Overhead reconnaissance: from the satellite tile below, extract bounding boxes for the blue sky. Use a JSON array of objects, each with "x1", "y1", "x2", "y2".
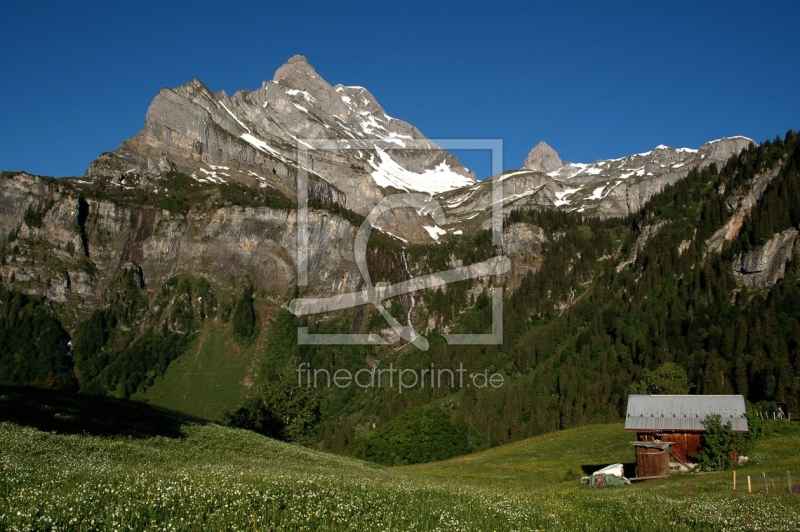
[{"x1": 1, "y1": 1, "x2": 798, "y2": 179}]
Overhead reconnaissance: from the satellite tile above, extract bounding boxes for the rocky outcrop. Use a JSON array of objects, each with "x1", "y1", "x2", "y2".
[
  {"x1": 706, "y1": 165, "x2": 782, "y2": 252},
  {"x1": 616, "y1": 221, "x2": 668, "y2": 272},
  {"x1": 733, "y1": 229, "x2": 799, "y2": 288},
  {"x1": 503, "y1": 222, "x2": 547, "y2": 287},
  {"x1": 524, "y1": 141, "x2": 563, "y2": 173}
]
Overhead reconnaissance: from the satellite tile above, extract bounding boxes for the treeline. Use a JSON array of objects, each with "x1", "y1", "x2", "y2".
[
  {"x1": 77, "y1": 171, "x2": 295, "y2": 215},
  {"x1": 0, "y1": 285, "x2": 74, "y2": 390}
]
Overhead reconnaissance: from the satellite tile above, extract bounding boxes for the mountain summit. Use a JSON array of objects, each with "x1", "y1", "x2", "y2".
[
  {"x1": 273, "y1": 55, "x2": 330, "y2": 97},
  {"x1": 523, "y1": 141, "x2": 563, "y2": 173}
]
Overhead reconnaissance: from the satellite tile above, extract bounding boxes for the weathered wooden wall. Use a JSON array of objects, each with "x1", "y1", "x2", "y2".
[{"x1": 637, "y1": 432, "x2": 702, "y2": 464}]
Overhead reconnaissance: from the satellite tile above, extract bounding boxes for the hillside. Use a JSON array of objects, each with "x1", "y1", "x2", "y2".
[
  {"x1": 1, "y1": 130, "x2": 799, "y2": 464},
  {"x1": 2, "y1": 386, "x2": 799, "y2": 531}
]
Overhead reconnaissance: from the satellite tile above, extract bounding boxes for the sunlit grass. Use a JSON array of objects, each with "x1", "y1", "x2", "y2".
[{"x1": 2, "y1": 414, "x2": 799, "y2": 531}]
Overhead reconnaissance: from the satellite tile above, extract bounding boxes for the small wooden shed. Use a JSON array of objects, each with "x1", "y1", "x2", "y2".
[{"x1": 625, "y1": 395, "x2": 748, "y2": 473}]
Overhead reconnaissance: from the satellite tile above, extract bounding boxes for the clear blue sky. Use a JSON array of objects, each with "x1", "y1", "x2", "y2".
[{"x1": 1, "y1": 1, "x2": 798, "y2": 179}]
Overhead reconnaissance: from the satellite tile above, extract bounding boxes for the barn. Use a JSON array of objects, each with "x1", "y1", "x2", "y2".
[{"x1": 625, "y1": 395, "x2": 748, "y2": 476}]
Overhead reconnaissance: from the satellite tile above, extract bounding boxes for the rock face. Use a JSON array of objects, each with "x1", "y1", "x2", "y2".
[
  {"x1": 706, "y1": 165, "x2": 782, "y2": 253},
  {"x1": 502, "y1": 222, "x2": 547, "y2": 286},
  {"x1": 0, "y1": 173, "x2": 362, "y2": 327},
  {"x1": 733, "y1": 229, "x2": 799, "y2": 288}
]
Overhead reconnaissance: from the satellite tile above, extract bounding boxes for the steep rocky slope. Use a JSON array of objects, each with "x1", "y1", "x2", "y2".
[{"x1": 0, "y1": 172, "x2": 365, "y2": 328}]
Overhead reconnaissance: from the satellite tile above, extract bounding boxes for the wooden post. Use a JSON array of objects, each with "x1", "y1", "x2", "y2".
[
  {"x1": 733, "y1": 470, "x2": 737, "y2": 490},
  {"x1": 748, "y1": 475, "x2": 752, "y2": 493},
  {"x1": 789, "y1": 471, "x2": 793, "y2": 493},
  {"x1": 763, "y1": 472, "x2": 769, "y2": 493}
]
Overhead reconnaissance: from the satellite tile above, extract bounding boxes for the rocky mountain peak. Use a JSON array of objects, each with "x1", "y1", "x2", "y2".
[
  {"x1": 523, "y1": 141, "x2": 564, "y2": 173},
  {"x1": 273, "y1": 55, "x2": 329, "y2": 95}
]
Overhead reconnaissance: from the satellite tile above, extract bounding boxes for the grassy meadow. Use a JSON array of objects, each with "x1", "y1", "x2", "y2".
[
  {"x1": 136, "y1": 323, "x2": 261, "y2": 420},
  {"x1": 1, "y1": 386, "x2": 799, "y2": 531},
  {"x1": 135, "y1": 297, "x2": 279, "y2": 421}
]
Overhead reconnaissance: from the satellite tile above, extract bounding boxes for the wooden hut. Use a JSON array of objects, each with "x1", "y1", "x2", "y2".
[{"x1": 625, "y1": 395, "x2": 748, "y2": 473}]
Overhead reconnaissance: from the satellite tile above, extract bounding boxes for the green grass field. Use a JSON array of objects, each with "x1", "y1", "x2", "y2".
[
  {"x1": 137, "y1": 323, "x2": 260, "y2": 420},
  {"x1": 137, "y1": 297, "x2": 279, "y2": 420},
  {"x1": 1, "y1": 386, "x2": 799, "y2": 531}
]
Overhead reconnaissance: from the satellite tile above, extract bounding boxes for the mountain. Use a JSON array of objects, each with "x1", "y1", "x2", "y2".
[
  {"x1": 85, "y1": 55, "x2": 474, "y2": 227},
  {"x1": 0, "y1": 55, "x2": 798, "y2": 463},
  {"x1": 438, "y1": 137, "x2": 753, "y2": 230},
  {"x1": 80, "y1": 55, "x2": 753, "y2": 243},
  {"x1": 76, "y1": 55, "x2": 757, "y2": 248}
]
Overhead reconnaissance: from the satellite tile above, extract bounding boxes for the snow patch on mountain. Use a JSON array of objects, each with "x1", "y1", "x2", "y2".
[
  {"x1": 423, "y1": 225, "x2": 447, "y2": 241},
  {"x1": 286, "y1": 89, "x2": 315, "y2": 103},
  {"x1": 219, "y1": 101, "x2": 250, "y2": 133},
  {"x1": 368, "y1": 148, "x2": 474, "y2": 194},
  {"x1": 554, "y1": 187, "x2": 581, "y2": 206},
  {"x1": 589, "y1": 186, "x2": 605, "y2": 200},
  {"x1": 241, "y1": 133, "x2": 282, "y2": 158},
  {"x1": 499, "y1": 170, "x2": 534, "y2": 182}
]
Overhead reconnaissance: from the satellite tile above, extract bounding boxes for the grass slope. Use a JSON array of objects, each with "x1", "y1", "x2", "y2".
[
  {"x1": 138, "y1": 300, "x2": 277, "y2": 421},
  {"x1": 2, "y1": 386, "x2": 799, "y2": 531},
  {"x1": 137, "y1": 324, "x2": 258, "y2": 420},
  {"x1": 400, "y1": 423, "x2": 633, "y2": 487}
]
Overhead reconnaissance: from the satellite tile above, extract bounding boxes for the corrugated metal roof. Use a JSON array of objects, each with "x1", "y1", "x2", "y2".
[{"x1": 624, "y1": 395, "x2": 748, "y2": 432}]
